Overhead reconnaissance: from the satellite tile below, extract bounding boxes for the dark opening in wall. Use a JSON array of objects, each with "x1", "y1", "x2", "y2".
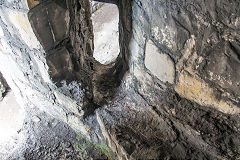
[{"x1": 92, "y1": 3, "x2": 120, "y2": 65}]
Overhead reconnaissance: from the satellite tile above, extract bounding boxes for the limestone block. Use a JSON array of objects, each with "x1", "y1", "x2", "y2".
[
  {"x1": 144, "y1": 40, "x2": 175, "y2": 84},
  {"x1": 28, "y1": 1, "x2": 69, "y2": 51},
  {"x1": 46, "y1": 47, "x2": 73, "y2": 81},
  {"x1": 175, "y1": 71, "x2": 240, "y2": 115}
]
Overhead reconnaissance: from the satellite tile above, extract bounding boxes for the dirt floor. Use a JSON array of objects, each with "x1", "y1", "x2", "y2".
[{"x1": 0, "y1": 91, "x2": 110, "y2": 159}]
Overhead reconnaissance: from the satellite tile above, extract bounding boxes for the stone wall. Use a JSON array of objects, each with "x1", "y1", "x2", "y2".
[
  {"x1": 130, "y1": 0, "x2": 240, "y2": 115},
  {"x1": 0, "y1": 0, "x2": 239, "y2": 159},
  {"x1": 0, "y1": 0, "x2": 89, "y2": 136},
  {"x1": 94, "y1": 0, "x2": 240, "y2": 159},
  {"x1": 89, "y1": 0, "x2": 103, "y2": 13}
]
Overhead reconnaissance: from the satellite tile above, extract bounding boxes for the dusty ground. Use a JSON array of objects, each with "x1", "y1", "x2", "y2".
[
  {"x1": 0, "y1": 92, "x2": 110, "y2": 159},
  {"x1": 92, "y1": 3, "x2": 119, "y2": 65}
]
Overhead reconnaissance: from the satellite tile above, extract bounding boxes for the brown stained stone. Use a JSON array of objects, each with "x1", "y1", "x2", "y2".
[{"x1": 27, "y1": 0, "x2": 39, "y2": 9}]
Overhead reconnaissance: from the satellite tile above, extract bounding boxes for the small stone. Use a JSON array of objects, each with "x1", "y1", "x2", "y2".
[
  {"x1": 51, "y1": 120, "x2": 58, "y2": 128},
  {"x1": 63, "y1": 141, "x2": 71, "y2": 148},
  {"x1": 32, "y1": 116, "x2": 41, "y2": 123}
]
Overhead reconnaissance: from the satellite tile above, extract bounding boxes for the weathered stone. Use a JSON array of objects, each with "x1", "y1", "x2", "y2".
[
  {"x1": 1, "y1": 0, "x2": 240, "y2": 159},
  {"x1": 0, "y1": 73, "x2": 7, "y2": 100},
  {"x1": 101, "y1": 0, "x2": 240, "y2": 159},
  {"x1": 89, "y1": 0, "x2": 104, "y2": 13},
  {"x1": 203, "y1": 42, "x2": 240, "y2": 98},
  {"x1": 28, "y1": 1, "x2": 69, "y2": 52},
  {"x1": 0, "y1": 0, "x2": 88, "y2": 140},
  {"x1": 46, "y1": 47, "x2": 73, "y2": 82},
  {"x1": 175, "y1": 71, "x2": 240, "y2": 114},
  {"x1": 144, "y1": 40, "x2": 175, "y2": 84},
  {"x1": 32, "y1": 115, "x2": 41, "y2": 123},
  {"x1": 27, "y1": 0, "x2": 39, "y2": 9},
  {"x1": 27, "y1": 0, "x2": 126, "y2": 108}
]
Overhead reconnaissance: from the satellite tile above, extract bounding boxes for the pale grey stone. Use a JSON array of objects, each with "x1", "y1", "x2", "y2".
[
  {"x1": 144, "y1": 40, "x2": 175, "y2": 84},
  {"x1": 32, "y1": 116, "x2": 41, "y2": 123}
]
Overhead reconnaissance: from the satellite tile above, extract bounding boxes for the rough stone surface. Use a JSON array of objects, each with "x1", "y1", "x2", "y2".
[
  {"x1": 27, "y1": 0, "x2": 126, "y2": 107},
  {"x1": 89, "y1": 0, "x2": 104, "y2": 13},
  {"x1": 0, "y1": 0, "x2": 240, "y2": 159},
  {"x1": 0, "y1": 72, "x2": 8, "y2": 100},
  {"x1": 96, "y1": 0, "x2": 240, "y2": 159},
  {"x1": 0, "y1": 0, "x2": 88, "y2": 140},
  {"x1": 144, "y1": 40, "x2": 175, "y2": 84},
  {"x1": 0, "y1": 0, "x2": 115, "y2": 159}
]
